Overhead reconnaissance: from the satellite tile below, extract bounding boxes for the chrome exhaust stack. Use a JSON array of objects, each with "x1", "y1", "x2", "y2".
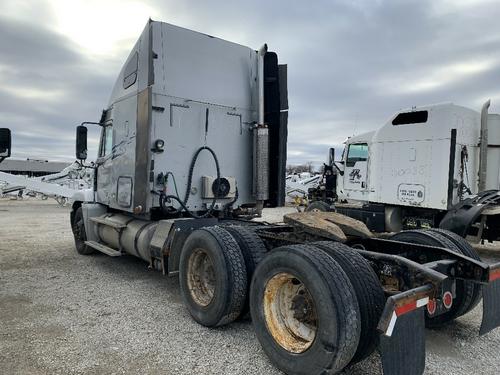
[
  {"x1": 478, "y1": 99, "x2": 491, "y2": 192},
  {"x1": 254, "y1": 44, "x2": 269, "y2": 214}
]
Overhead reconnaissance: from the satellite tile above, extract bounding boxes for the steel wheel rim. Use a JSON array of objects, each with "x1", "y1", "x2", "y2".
[
  {"x1": 187, "y1": 249, "x2": 216, "y2": 307},
  {"x1": 263, "y1": 272, "x2": 318, "y2": 353}
]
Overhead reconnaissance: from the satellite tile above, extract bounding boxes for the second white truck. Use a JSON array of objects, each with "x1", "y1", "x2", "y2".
[{"x1": 310, "y1": 101, "x2": 500, "y2": 243}]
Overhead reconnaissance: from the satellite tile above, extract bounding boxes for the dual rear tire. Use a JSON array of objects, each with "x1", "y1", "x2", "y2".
[
  {"x1": 390, "y1": 229, "x2": 482, "y2": 326},
  {"x1": 179, "y1": 225, "x2": 267, "y2": 327},
  {"x1": 250, "y1": 243, "x2": 385, "y2": 374},
  {"x1": 179, "y1": 226, "x2": 385, "y2": 374},
  {"x1": 250, "y1": 245, "x2": 362, "y2": 374},
  {"x1": 179, "y1": 226, "x2": 247, "y2": 327},
  {"x1": 313, "y1": 241, "x2": 385, "y2": 365}
]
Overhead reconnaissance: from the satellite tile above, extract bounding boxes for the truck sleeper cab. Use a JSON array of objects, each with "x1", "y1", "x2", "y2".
[{"x1": 317, "y1": 102, "x2": 500, "y2": 242}]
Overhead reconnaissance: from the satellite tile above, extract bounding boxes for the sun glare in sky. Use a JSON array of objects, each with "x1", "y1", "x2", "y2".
[{"x1": 48, "y1": 0, "x2": 159, "y2": 57}]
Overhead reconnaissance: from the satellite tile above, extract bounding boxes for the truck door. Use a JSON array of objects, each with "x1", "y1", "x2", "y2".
[{"x1": 343, "y1": 143, "x2": 369, "y2": 200}]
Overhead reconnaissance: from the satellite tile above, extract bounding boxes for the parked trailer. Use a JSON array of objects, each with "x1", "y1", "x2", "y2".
[{"x1": 1, "y1": 20, "x2": 500, "y2": 375}]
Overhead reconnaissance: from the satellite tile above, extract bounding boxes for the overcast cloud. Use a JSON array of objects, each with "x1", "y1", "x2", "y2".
[{"x1": 1, "y1": 0, "x2": 500, "y2": 166}]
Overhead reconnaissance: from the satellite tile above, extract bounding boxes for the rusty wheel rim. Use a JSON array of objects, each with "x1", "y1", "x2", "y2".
[
  {"x1": 187, "y1": 249, "x2": 216, "y2": 306},
  {"x1": 263, "y1": 272, "x2": 318, "y2": 353}
]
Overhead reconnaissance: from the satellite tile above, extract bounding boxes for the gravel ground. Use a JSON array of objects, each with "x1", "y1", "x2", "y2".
[{"x1": 0, "y1": 199, "x2": 499, "y2": 374}]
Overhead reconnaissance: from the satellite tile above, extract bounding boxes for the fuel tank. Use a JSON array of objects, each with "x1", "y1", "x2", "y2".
[{"x1": 93, "y1": 213, "x2": 157, "y2": 261}]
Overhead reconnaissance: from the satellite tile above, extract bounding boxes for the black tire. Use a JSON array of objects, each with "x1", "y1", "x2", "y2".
[
  {"x1": 305, "y1": 201, "x2": 331, "y2": 212},
  {"x1": 250, "y1": 244, "x2": 361, "y2": 375},
  {"x1": 390, "y1": 230, "x2": 476, "y2": 326},
  {"x1": 71, "y1": 207, "x2": 95, "y2": 255},
  {"x1": 313, "y1": 241, "x2": 385, "y2": 364},
  {"x1": 425, "y1": 228, "x2": 482, "y2": 314},
  {"x1": 179, "y1": 226, "x2": 247, "y2": 327},
  {"x1": 225, "y1": 225, "x2": 267, "y2": 317}
]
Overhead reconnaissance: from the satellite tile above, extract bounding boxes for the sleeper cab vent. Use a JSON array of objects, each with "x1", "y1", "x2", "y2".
[{"x1": 392, "y1": 110, "x2": 428, "y2": 126}]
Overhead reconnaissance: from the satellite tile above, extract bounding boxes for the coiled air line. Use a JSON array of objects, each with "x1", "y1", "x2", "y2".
[{"x1": 159, "y1": 146, "x2": 221, "y2": 219}]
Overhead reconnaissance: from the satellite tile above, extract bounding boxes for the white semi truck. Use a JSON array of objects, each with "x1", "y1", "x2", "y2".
[
  {"x1": 1, "y1": 20, "x2": 500, "y2": 375},
  {"x1": 309, "y1": 101, "x2": 500, "y2": 243}
]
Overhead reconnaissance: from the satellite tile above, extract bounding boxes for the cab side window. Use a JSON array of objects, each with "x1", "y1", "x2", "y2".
[
  {"x1": 123, "y1": 52, "x2": 138, "y2": 89},
  {"x1": 100, "y1": 125, "x2": 113, "y2": 157},
  {"x1": 346, "y1": 143, "x2": 368, "y2": 167}
]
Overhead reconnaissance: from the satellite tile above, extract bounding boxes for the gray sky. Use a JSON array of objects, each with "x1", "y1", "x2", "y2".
[{"x1": 1, "y1": 0, "x2": 500, "y2": 165}]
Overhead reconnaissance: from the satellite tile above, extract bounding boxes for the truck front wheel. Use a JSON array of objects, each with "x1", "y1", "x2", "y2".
[{"x1": 71, "y1": 207, "x2": 94, "y2": 255}]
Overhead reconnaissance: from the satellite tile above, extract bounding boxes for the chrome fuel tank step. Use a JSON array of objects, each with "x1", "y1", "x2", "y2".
[{"x1": 85, "y1": 241, "x2": 122, "y2": 257}]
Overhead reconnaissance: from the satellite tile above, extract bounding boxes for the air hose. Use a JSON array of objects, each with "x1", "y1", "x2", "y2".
[{"x1": 159, "y1": 146, "x2": 221, "y2": 219}]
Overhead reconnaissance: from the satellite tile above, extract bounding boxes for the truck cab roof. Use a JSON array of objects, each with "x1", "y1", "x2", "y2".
[{"x1": 372, "y1": 102, "x2": 480, "y2": 145}]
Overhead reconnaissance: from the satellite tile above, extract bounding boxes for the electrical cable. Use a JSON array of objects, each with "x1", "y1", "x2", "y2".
[
  {"x1": 458, "y1": 145, "x2": 472, "y2": 199},
  {"x1": 159, "y1": 146, "x2": 221, "y2": 219},
  {"x1": 464, "y1": 161, "x2": 472, "y2": 195},
  {"x1": 222, "y1": 187, "x2": 239, "y2": 215},
  {"x1": 164, "y1": 171, "x2": 180, "y2": 199}
]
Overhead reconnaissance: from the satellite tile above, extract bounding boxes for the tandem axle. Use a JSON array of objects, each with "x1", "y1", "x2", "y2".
[{"x1": 74, "y1": 203, "x2": 500, "y2": 375}]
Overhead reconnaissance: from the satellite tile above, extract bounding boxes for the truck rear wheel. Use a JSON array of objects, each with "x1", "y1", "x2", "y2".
[
  {"x1": 225, "y1": 225, "x2": 267, "y2": 317},
  {"x1": 313, "y1": 241, "x2": 385, "y2": 364},
  {"x1": 250, "y1": 244, "x2": 360, "y2": 375},
  {"x1": 71, "y1": 207, "x2": 94, "y2": 255},
  {"x1": 425, "y1": 228, "x2": 482, "y2": 315},
  {"x1": 179, "y1": 226, "x2": 247, "y2": 327},
  {"x1": 390, "y1": 230, "x2": 476, "y2": 327},
  {"x1": 305, "y1": 201, "x2": 331, "y2": 212}
]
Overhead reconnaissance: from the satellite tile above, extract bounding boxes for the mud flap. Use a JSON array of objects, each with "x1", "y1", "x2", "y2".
[
  {"x1": 480, "y1": 279, "x2": 500, "y2": 335},
  {"x1": 379, "y1": 308, "x2": 426, "y2": 375}
]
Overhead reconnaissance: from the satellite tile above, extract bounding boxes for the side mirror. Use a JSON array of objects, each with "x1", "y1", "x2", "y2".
[
  {"x1": 0, "y1": 128, "x2": 11, "y2": 161},
  {"x1": 331, "y1": 155, "x2": 345, "y2": 176},
  {"x1": 328, "y1": 147, "x2": 335, "y2": 166},
  {"x1": 76, "y1": 125, "x2": 88, "y2": 160}
]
